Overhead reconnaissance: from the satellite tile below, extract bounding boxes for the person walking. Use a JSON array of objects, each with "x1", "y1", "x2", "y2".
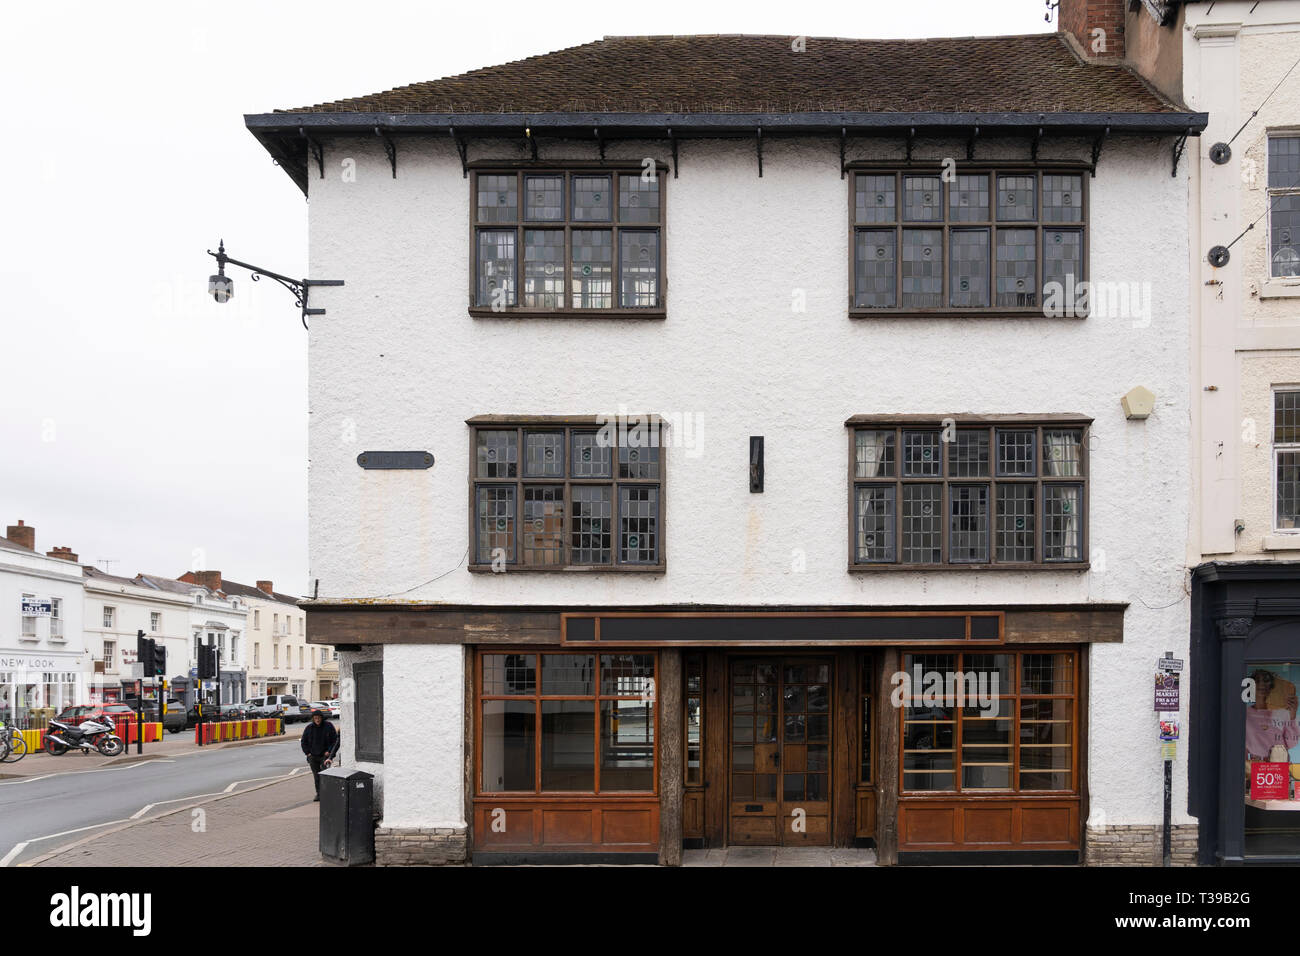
[{"x1": 301, "y1": 709, "x2": 339, "y2": 802}]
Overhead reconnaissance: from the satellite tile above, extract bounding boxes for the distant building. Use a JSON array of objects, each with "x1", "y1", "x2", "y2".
[
  {"x1": 0, "y1": 520, "x2": 87, "y2": 724},
  {"x1": 83, "y1": 566, "x2": 191, "y2": 704},
  {"x1": 139, "y1": 571, "x2": 248, "y2": 706},
  {"x1": 184, "y1": 575, "x2": 310, "y2": 701}
]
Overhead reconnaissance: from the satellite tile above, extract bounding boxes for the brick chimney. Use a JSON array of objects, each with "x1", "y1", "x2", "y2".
[
  {"x1": 256, "y1": 580, "x2": 274, "y2": 595},
  {"x1": 46, "y1": 546, "x2": 79, "y2": 563},
  {"x1": 180, "y1": 569, "x2": 224, "y2": 592},
  {"x1": 5, "y1": 520, "x2": 35, "y2": 551},
  {"x1": 1060, "y1": 0, "x2": 1125, "y2": 59}
]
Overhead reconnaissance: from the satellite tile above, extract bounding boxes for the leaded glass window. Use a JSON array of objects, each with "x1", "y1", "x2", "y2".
[
  {"x1": 849, "y1": 420, "x2": 1089, "y2": 568},
  {"x1": 473, "y1": 168, "x2": 664, "y2": 312},
  {"x1": 850, "y1": 168, "x2": 1086, "y2": 313},
  {"x1": 472, "y1": 420, "x2": 664, "y2": 569}
]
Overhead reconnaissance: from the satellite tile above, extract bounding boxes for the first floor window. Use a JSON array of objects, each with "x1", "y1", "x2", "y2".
[
  {"x1": 49, "y1": 598, "x2": 63, "y2": 639},
  {"x1": 471, "y1": 419, "x2": 663, "y2": 569},
  {"x1": 103, "y1": 641, "x2": 116, "y2": 670},
  {"x1": 254, "y1": 643, "x2": 261, "y2": 668},
  {"x1": 150, "y1": 611, "x2": 161, "y2": 632},
  {"x1": 21, "y1": 594, "x2": 37, "y2": 638},
  {"x1": 1275, "y1": 389, "x2": 1300, "y2": 530},
  {"x1": 103, "y1": 606, "x2": 115, "y2": 629},
  {"x1": 479, "y1": 652, "x2": 656, "y2": 794},
  {"x1": 850, "y1": 418, "x2": 1088, "y2": 568}
]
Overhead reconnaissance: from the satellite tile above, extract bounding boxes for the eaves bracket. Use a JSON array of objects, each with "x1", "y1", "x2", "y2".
[
  {"x1": 450, "y1": 128, "x2": 468, "y2": 178},
  {"x1": 1171, "y1": 128, "x2": 1191, "y2": 177},
  {"x1": 668, "y1": 127, "x2": 678, "y2": 179},
  {"x1": 299, "y1": 128, "x2": 324, "y2": 179},
  {"x1": 756, "y1": 126, "x2": 763, "y2": 177},
  {"x1": 375, "y1": 127, "x2": 396, "y2": 178},
  {"x1": 1089, "y1": 126, "x2": 1109, "y2": 177}
]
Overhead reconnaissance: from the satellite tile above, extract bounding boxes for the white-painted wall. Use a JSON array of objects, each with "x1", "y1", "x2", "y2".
[
  {"x1": 313, "y1": 133, "x2": 1193, "y2": 828},
  {"x1": 0, "y1": 546, "x2": 87, "y2": 715},
  {"x1": 83, "y1": 573, "x2": 191, "y2": 698}
]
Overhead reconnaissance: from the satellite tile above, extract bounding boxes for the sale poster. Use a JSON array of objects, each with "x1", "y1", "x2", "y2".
[{"x1": 1251, "y1": 761, "x2": 1291, "y2": 801}]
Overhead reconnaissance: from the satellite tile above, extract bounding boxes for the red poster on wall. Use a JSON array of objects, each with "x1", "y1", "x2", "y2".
[{"x1": 1251, "y1": 761, "x2": 1291, "y2": 800}]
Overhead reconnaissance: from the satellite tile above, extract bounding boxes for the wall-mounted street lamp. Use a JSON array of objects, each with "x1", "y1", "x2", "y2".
[{"x1": 206, "y1": 239, "x2": 344, "y2": 329}]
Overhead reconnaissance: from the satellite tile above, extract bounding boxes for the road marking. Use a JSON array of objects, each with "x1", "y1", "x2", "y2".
[
  {"x1": 224, "y1": 768, "x2": 302, "y2": 792},
  {"x1": 1, "y1": 816, "x2": 134, "y2": 867}
]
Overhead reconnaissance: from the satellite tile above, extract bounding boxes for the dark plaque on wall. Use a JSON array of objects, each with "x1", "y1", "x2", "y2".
[{"x1": 356, "y1": 451, "x2": 434, "y2": 470}]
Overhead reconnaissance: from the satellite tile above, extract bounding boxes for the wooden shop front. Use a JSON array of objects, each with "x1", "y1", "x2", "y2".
[{"x1": 307, "y1": 602, "x2": 1122, "y2": 864}]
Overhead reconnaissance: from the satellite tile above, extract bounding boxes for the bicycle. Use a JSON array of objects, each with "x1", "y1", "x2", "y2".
[{"x1": 0, "y1": 721, "x2": 28, "y2": 763}]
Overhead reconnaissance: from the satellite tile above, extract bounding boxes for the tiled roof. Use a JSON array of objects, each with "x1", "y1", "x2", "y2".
[
  {"x1": 278, "y1": 33, "x2": 1179, "y2": 115},
  {"x1": 218, "y1": 577, "x2": 302, "y2": 607}
]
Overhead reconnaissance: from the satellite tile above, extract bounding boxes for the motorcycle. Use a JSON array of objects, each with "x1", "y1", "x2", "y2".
[{"x1": 43, "y1": 714, "x2": 124, "y2": 757}]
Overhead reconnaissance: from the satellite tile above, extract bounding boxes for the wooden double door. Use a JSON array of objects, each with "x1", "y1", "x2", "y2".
[{"x1": 729, "y1": 656, "x2": 833, "y2": 845}]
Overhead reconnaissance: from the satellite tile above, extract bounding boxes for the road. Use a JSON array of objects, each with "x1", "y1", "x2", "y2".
[{"x1": 0, "y1": 735, "x2": 311, "y2": 866}]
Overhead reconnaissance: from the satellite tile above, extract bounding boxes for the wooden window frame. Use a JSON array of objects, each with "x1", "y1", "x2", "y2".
[
  {"x1": 469, "y1": 162, "x2": 667, "y2": 319},
  {"x1": 475, "y1": 649, "x2": 660, "y2": 797},
  {"x1": 847, "y1": 162, "x2": 1089, "y2": 319},
  {"x1": 846, "y1": 414, "x2": 1090, "y2": 571},
  {"x1": 898, "y1": 648, "x2": 1079, "y2": 797},
  {"x1": 1273, "y1": 386, "x2": 1300, "y2": 532},
  {"x1": 468, "y1": 417, "x2": 666, "y2": 573},
  {"x1": 860, "y1": 653, "x2": 875, "y2": 786}
]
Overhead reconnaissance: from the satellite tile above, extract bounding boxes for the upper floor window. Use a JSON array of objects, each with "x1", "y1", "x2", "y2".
[
  {"x1": 469, "y1": 417, "x2": 663, "y2": 571},
  {"x1": 150, "y1": 611, "x2": 161, "y2": 632},
  {"x1": 1275, "y1": 389, "x2": 1300, "y2": 530},
  {"x1": 253, "y1": 609, "x2": 260, "y2": 629},
  {"x1": 850, "y1": 166, "x2": 1086, "y2": 315},
  {"x1": 103, "y1": 606, "x2": 115, "y2": 628},
  {"x1": 50, "y1": 598, "x2": 63, "y2": 639},
  {"x1": 1269, "y1": 136, "x2": 1300, "y2": 278},
  {"x1": 470, "y1": 166, "x2": 664, "y2": 316},
  {"x1": 21, "y1": 593, "x2": 37, "y2": 638},
  {"x1": 848, "y1": 416, "x2": 1090, "y2": 569}
]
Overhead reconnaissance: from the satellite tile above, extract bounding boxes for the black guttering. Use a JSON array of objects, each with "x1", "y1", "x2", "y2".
[{"x1": 246, "y1": 109, "x2": 1210, "y2": 194}]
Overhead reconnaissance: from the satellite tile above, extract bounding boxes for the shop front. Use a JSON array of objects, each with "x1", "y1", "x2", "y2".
[
  {"x1": 431, "y1": 605, "x2": 1115, "y2": 865},
  {"x1": 1191, "y1": 562, "x2": 1300, "y2": 865}
]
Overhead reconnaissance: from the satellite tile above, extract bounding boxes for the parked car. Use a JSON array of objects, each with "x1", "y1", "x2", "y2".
[
  {"x1": 123, "y1": 698, "x2": 187, "y2": 734},
  {"x1": 186, "y1": 701, "x2": 223, "y2": 727},
  {"x1": 309, "y1": 701, "x2": 339, "y2": 718},
  {"x1": 218, "y1": 703, "x2": 252, "y2": 721}
]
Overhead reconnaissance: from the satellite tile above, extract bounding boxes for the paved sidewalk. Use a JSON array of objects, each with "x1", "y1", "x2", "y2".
[
  {"x1": 0, "y1": 728, "x2": 292, "y2": 777},
  {"x1": 683, "y1": 847, "x2": 877, "y2": 867},
  {"x1": 28, "y1": 772, "x2": 331, "y2": 867}
]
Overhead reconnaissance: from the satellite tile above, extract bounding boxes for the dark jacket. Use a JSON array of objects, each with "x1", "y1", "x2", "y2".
[{"x1": 301, "y1": 718, "x2": 339, "y2": 758}]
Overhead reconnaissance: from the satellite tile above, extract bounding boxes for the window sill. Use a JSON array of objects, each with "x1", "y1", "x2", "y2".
[
  {"x1": 469, "y1": 307, "x2": 666, "y2": 320},
  {"x1": 849, "y1": 308, "x2": 1084, "y2": 320},
  {"x1": 849, "y1": 562, "x2": 1090, "y2": 572},
  {"x1": 469, "y1": 564, "x2": 665, "y2": 574},
  {"x1": 1258, "y1": 279, "x2": 1300, "y2": 300},
  {"x1": 18, "y1": 635, "x2": 38, "y2": 643},
  {"x1": 1262, "y1": 533, "x2": 1300, "y2": 551}
]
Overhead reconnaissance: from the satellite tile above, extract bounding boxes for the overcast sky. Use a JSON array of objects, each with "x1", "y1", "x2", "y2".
[{"x1": 0, "y1": 1, "x2": 1052, "y2": 597}]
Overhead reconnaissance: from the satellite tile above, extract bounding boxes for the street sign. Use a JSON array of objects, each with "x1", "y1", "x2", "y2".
[
  {"x1": 1157, "y1": 657, "x2": 1184, "y2": 673},
  {"x1": 189, "y1": 667, "x2": 198, "y2": 678}
]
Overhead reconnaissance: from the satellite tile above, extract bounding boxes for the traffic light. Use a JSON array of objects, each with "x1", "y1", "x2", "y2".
[
  {"x1": 137, "y1": 630, "x2": 156, "y2": 676},
  {"x1": 154, "y1": 644, "x2": 166, "y2": 677},
  {"x1": 198, "y1": 645, "x2": 218, "y2": 679}
]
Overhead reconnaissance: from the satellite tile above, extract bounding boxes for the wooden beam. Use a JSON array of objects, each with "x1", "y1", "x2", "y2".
[{"x1": 658, "y1": 649, "x2": 683, "y2": 865}]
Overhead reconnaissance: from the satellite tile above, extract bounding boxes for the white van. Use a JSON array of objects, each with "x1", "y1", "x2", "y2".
[{"x1": 246, "y1": 695, "x2": 307, "y2": 723}]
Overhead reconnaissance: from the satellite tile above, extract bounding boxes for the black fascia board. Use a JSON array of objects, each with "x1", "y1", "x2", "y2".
[{"x1": 246, "y1": 109, "x2": 1209, "y2": 194}]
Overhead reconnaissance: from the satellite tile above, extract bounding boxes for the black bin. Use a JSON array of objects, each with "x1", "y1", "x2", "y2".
[{"x1": 319, "y1": 767, "x2": 375, "y2": 865}]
